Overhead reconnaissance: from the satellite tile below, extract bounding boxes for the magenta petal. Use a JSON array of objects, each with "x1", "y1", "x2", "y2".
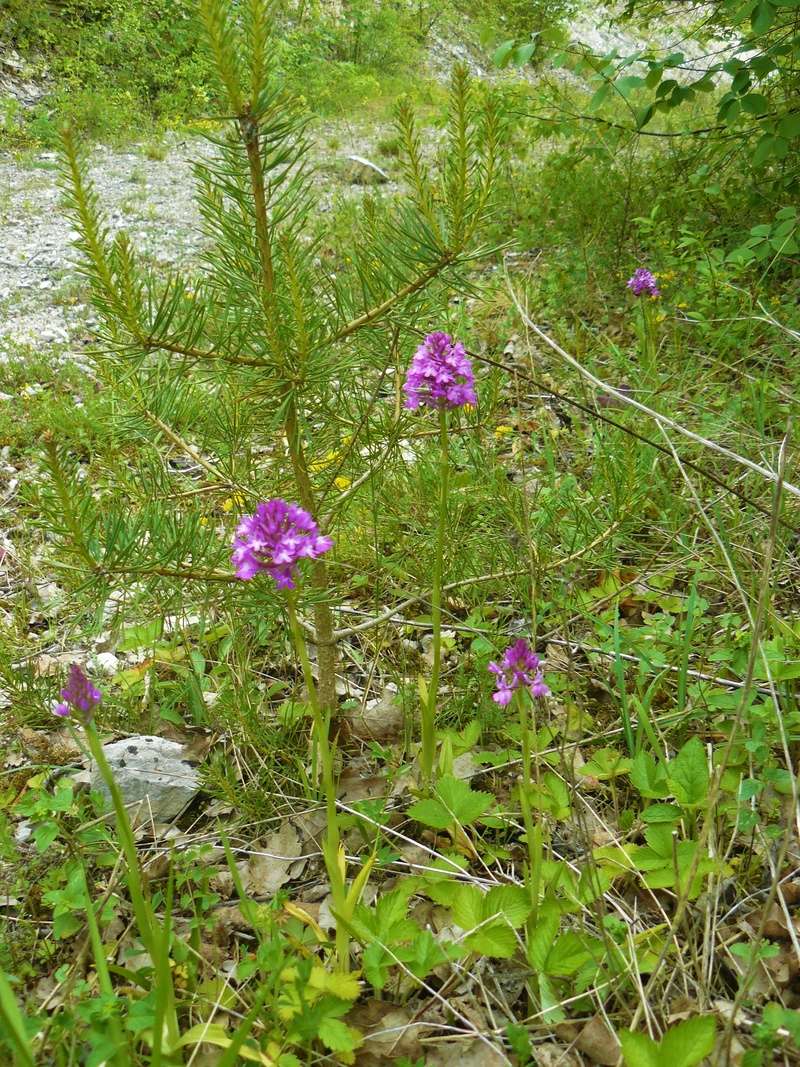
[{"x1": 230, "y1": 499, "x2": 332, "y2": 589}]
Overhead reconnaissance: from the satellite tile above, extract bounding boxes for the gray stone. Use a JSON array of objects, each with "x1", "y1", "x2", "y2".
[{"x1": 90, "y1": 735, "x2": 199, "y2": 822}]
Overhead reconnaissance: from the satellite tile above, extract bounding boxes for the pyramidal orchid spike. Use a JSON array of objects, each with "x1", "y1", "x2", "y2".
[
  {"x1": 488, "y1": 638, "x2": 549, "y2": 705},
  {"x1": 53, "y1": 663, "x2": 102, "y2": 719},
  {"x1": 403, "y1": 332, "x2": 477, "y2": 410},
  {"x1": 231, "y1": 498, "x2": 332, "y2": 588}
]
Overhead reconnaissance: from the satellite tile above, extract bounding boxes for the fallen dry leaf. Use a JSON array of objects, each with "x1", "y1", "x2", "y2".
[
  {"x1": 345, "y1": 687, "x2": 404, "y2": 742},
  {"x1": 245, "y1": 823, "x2": 304, "y2": 897},
  {"x1": 350, "y1": 1000, "x2": 424, "y2": 1065},
  {"x1": 575, "y1": 1014, "x2": 621, "y2": 1065}
]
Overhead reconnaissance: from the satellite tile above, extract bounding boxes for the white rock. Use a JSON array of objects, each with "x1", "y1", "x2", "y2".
[
  {"x1": 90, "y1": 652, "x2": 119, "y2": 675},
  {"x1": 90, "y1": 735, "x2": 199, "y2": 822}
]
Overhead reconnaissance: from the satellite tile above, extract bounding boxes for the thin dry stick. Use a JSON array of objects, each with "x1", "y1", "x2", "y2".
[{"x1": 507, "y1": 280, "x2": 800, "y2": 499}]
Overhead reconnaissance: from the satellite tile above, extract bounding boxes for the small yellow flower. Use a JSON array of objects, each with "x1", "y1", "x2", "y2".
[
  {"x1": 494, "y1": 424, "x2": 513, "y2": 439},
  {"x1": 334, "y1": 476, "x2": 351, "y2": 491},
  {"x1": 463, "y1": 403, "x2": 475, "y2": 414},
  {"x1": 676, "y1": 302, "x2": 688, "y2": 309},
  {"x1": 221, "y1": 491, "x2": 246, "y2": 513},
  {"x1": 199, "y1": 516, "x2": 209, "y2": 527},
  {"x1": 310, "y1": 449, "x2": 340, "y2": 472}
]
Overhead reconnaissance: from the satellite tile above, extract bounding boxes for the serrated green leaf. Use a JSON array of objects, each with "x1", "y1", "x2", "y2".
[
  {"x1": 409, "y1": 775, "x2": 493, "y2": 829},
  {"x1": 463, "y1": 922, "x2": 518, "y2": 958},
  {"x1": 484, "y1": 885, "x2": 531, "y2": 928},
  {"x1": 317, "y1": 1018, "x2": 360, "y2": 1054},
  {"x1": 407, "y1": 797, "x2": 452, "y2": 830},
  {"x1": 660, "y1": 1015, "x2": 717, "y2": 1065},
  {"x1": 546, "y1": 932, "x2": 594, "y2": 977},
  {"x1": 668, "y1": 737, "x2": 708, "y2": 807},
  {"x1": 619, "y1": 1029, "x2": 660, "y2": 1067}
]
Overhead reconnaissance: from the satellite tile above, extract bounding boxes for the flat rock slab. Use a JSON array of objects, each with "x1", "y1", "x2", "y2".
[{"x1": 90, "y1": 735, "x2": 199, "y2": 822}]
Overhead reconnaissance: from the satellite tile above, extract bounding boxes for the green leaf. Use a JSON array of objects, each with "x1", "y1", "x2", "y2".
[
  {"x1": 397, "y1": 930, "x2": 462, "y2": 977},
  {"x1": 317, "y1": 1018, "x2": 360, "y2": 1054},
  {"x1": 751, "y1": 1, "x2": 775, "y2": 31},
  {"x1": 778, "y1": 113, "x2": 800, "y2": 138},
  {"x1": 361, "y1": 943, "x2": 393, "y2": 990},
  {"x1": 641, "y1": 803, "x2": 682, "y2": 824},
  {"x1": 463, "y1": 922, "x2": 518, "y2": 958},
  {"x1": 528, "y1": 771, "x2": 571, "y2": 819},
  {"x1": 589, "y1": 83, "x2": 611, "y2": 110},
  {"x1": 492, "y1": 39, "x2": 516, "y2": 68},
  {"x1": 581, "y1": 747, "x2": 632, "y2": 780},
  {"x1": 527, "y1": 906, "x2": 561, "y2": 970},
  {"x1": 407, "y1": 797, "x2": 452, "y2": 830},
  {"x1": 619, "y1": 1030, "x2": 660, "y2": 1067},
  {"x1": 636, "y1": 104, "x2": 655, "y2": 129},
  {"x1": 34, "y1": 820, "x2": 60, "y2": 853},
  {"x1": 546, "y1": 932, "x2": 594, "y2": 977},
  {"x1": 118, "y1": 619, "x2": 163, "y2": 651},
  {"x1": 660, "y1": 1016, "x2": 717, "y2": 1065},
  {"x1": 741, "y1": 92, "x2": 769, "y2": 114},
  {"x1": 515, "y1": 41, "x2": 537, "y2": 65},
  {"x1": 484, "y1": 885, "x2": 532, "y2": 928},
  {"x1": 409, "y1": 775, "x2": 493, "y2": 830},
  {"x1": 630, "y1": 752, "x2": 670, "y2": 799},
  {"x1": 668, "y1": 737, "x2": 709, "y2": 807}
]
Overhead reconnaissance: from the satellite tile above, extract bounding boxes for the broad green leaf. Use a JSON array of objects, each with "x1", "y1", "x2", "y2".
[
  {"x1": 492, "y1": 39, "x2": 516, "y2": 68},
  {"x1": 409, "y1": 775, "x2": 494, "y2": 830},
  {"x1": 546, "y1": 932, "x2": 594, "y2": 977},
  {"x1": 581, "y1": 747, "x2": 632, "y2": 780},
  {"x1": 528, "y1": 771, "x2": 571, "y2": 819},
  {"x1": 660, "y1": 1015, "x2": 717, "y2": 1065},
  {"x1": 619, "y1": 1029, "x2": 660, "y2": 1067},
  {"x1": 641, "y1": 803, "x2": 682, "y2": 824},
  {"x1": 527, "y1": 906, "x2": 561, "y2": 970},
  {"x1": 630, "y1": 752, "x2": 670, "y2": 799},
  {"x1": 173, "y1": 1023, "x2": 272, "y2": 1064},
  {"x1": 515, "y1": 41, "x2": 537, "y2": 65},
  {"x1": 449, "y1": 885, "x2": 484, "y2": 930},
  {"x1": 484, "y1": 885, "x2": 532, "y2": 928},
  {"x1": 463, "y1": 923, "x2": 518, "y2": 958},
  {"x1": 668, "y1": 737, "x2": 708, "y2": 807},
  {"x1": 34, "y1": 820, "x2": 60, "y2": 853},
  {"x1": 407, "y1": 797, "x2": 452, "y2": 830},
  {"x1": 362, "y1": 943, "x2": 392, "y2": 990},
  {"x1": 741, "y1": 92, "x2": 769, "y2": 114},
  {"x1": 317, "y1": 1018, "x2": 361, "y2": 1054},
  {"x1": 751, "y1": 1, "x2": 775, "y2": 32}
]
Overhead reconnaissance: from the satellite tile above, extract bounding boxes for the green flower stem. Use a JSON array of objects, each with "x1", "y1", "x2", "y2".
[
  {"x1": 82, "y1": 720, "x2": 180, "y2": 1054},
  {"x1": 640, "y1": 300, "x2": 657, "y2": 377},
  {"x1": 421, "y1": 406, "x2": 449, "y2": 787},
  {"x1": 285, "y1": 594, "x2": 349, "y2": 970},
  {"x1": 516, "y1": 690, "x2": 542, "y2": 926}
]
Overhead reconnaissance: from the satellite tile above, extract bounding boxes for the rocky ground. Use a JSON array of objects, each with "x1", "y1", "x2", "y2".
[{"x1": 0, "y1": 123, "x2": 405, "y2": 368}]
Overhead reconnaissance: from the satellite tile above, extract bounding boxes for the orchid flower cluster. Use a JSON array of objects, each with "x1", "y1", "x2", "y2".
[
  {"x1": 403, "y1": 331, "x2": 477, "y2": 410},
  {"x1": 488, "y1": 638, "x2": 549, "y2": 706},
  {"x1": 626, "y1": 267, "x2": 660, "y2": 298},
  {"x1": 54, "y1": 663, "x2": 102, "y2": 719},
  {"x1": 232, "y1": 498, "x2": 332, "y2": 586}
]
